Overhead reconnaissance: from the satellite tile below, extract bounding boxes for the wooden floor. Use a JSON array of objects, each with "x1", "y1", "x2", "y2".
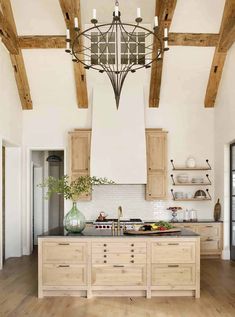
[{"x1": 0, "y1": 251, "x2": 234, "y2": 317}]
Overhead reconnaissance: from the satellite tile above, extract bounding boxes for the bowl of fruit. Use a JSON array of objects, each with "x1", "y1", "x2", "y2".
[{"x1": 124, "y1": 221, "x2": 181, "y2": 235}]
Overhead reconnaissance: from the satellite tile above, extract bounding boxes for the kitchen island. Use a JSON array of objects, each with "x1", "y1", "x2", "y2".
[{"x1": 38, "y1": 227, "x2": 200, "y2": 299}]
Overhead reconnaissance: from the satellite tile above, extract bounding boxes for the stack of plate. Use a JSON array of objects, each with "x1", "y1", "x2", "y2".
[
  {"x1": 192, "y1": 177, "x2": 204, "y2": 184},
  {"x1": 177, "y1": 174, "x2": 189, "y2": 183}
]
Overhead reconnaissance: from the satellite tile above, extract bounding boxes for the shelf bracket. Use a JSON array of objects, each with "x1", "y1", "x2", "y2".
[
  {"x1": 206, "y1": 174, "x2": 211, "y2": 185},
  {"x1": 170, "y1": 174, "x2": 175, "y2": 185},
  {"x1": 206, "y1": 159, "x2": 212, "y2": 170},
  {"x1": 171, "y1": 189, "x2": 176, "y2": 200},
  {"x1": 170, "y1": 159, "x2": 175, "y2": 170}
]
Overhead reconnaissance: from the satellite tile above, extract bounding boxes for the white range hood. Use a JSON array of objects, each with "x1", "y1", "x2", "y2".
[{"x1": 90, "y1": 74, "x2": 147, "y2": 184}]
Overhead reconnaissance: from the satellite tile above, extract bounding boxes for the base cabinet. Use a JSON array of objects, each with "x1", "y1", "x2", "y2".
[
  {"x1": 174, "y1": 223, "x2": 223, "y2": 257},
  {"x1": 38, "y1": 237, "x2": 200, "y2": 299}
]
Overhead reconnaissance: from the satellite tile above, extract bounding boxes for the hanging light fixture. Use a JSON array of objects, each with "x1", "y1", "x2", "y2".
[{"x1": 65, "y1": 1, "x2": 169, "y2": 109}]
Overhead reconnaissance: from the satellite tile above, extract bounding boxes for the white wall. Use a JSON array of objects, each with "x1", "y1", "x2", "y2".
[
  {"x1": 0, "y1": 43, "x2": 23, "y2": 266},
  {"x1": 214, "y1": 43, "x2": 235, "y2": 259}
]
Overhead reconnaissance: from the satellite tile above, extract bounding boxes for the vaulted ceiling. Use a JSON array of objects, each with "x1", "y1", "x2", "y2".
[{"x1": 0, "y1": 0, "x2": 234, "y2": 110}]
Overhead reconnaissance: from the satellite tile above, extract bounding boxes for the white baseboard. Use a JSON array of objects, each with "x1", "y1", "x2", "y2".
[{"x1": 222, "y1": 249, "x2": 230, "y2": 260}]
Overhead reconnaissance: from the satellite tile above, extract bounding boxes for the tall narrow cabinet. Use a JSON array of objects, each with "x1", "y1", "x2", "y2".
[
  {"x1": 69, "y1": 129, "x2": 92, "y2": 201},
  {"x1": 146, "y1": 129, "x2": 167, "y2": 200}
]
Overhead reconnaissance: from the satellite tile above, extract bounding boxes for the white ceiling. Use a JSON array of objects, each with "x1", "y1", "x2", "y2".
[{"x1": 11, "y1": 0, "x2": 225, "y2": 36}]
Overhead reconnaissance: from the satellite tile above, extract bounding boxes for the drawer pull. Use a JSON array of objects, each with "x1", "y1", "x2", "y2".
[
  {"x1": 104, "y1": 249, "x2": 107, "y2": 252},
  {"x1": 58, "y1": 243, "x2": 70, "y2": 246},
  {"x1": 131, "y1": 255, "x2": 134, "y2": 258},
  {"x1": 131, "y1": 260, "x2": 135, "y2": 263},
  {"x1": 206, "y1": 226, "x2": 213, "y2": 228},
  {"x1": 131, "y1": 244, "x2": 134, "y2": 247},
  {"x1": 103, "y1": 244, "x2": 107, "y2": 247},
  {"x1": 168, "y1": 243, "x2": 179, "y2": 245},
  {"x1": 206, "y1": 238, "x2": 214, "y2": 241},
  {"x1": 131, "y1": 249, "x2": 134, "y2": 252},
  {"x1": 168, "y1": 265, "x2": 179, "y2": 268},
  {"x1": 58, "y1": 265, "x2": 70, "y2": 268},
  {"x1": 104, "y1": 260, "x2": 107, "y2": 263},
  {"x1": 113, "y1": 265, "x2": 124, "y2": 268},
  {"x1": 104, "y1": 255, "x2": 107, "y2": 258}
]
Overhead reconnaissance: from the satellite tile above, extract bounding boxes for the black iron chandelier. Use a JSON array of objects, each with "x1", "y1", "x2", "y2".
[{"x1": 65, "y1": 1, "x2": 169, "y2": 109}]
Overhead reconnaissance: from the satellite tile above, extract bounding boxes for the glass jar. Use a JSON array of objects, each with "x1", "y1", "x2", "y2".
[{"x1": 64, "y1": 202, "x2": 86, "y2": 233}]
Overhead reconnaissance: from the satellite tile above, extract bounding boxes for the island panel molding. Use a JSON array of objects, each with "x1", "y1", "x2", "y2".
[
  {"x1": 146, "y1": 129, "x2": 168, "y2": 200},
  {"x1": 38, "y1": 235, "x2": 200, "y2": 299},
  {"x1": 69, "y1": 129, "x2": 91, "y2": 200}
]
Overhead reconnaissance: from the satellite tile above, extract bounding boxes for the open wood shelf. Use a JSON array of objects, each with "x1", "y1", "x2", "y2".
[
  {"x1": 173, "y1": 198, "x2": 212, "y2": 201},
  {"x1": 172, "y1": 183, "x2": 211, "y2": 186},
  {"x1": 170, "y1": 159, "x2": 212, "y2": 171}
]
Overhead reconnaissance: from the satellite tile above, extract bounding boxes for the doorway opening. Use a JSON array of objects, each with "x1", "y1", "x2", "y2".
[
  {"x1": 31, "y1": 150, "x2": 64, "y2": 248},
  {"x1": 2, "y1": 146, "x2": 5, "y2": 264},
  {"x1": 230, "y1": 143, "x2": 235, "y2": 260}
]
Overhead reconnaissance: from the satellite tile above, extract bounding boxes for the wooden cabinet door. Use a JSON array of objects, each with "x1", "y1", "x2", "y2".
[
  {"x1": 146, "y1": 129, "x2": 167, "y2": 200},
  {"x1": 146, "y1": 132, "x2": 166, "y2": 171},
  {"x1": 146, "y1": 172, "x2": 166, "y2": 200},
  {"x1": 69, "y1": 129, "x2": 91, "y2": 200}
]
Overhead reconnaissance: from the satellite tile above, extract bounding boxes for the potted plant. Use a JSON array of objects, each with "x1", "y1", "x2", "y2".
[{"x1": 40, "y1": 175, "x2": 113, "y2": 233}]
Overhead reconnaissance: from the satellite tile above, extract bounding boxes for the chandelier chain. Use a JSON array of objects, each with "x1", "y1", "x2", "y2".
[{"x1": 115, "y1": 1, "x2": 119, "y2": 7}]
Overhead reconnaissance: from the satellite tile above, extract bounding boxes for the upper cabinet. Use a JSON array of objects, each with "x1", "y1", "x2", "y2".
[
  {"x1": 69, "y1": 129, "x2": 91, "y2": 200},
  {"x1": 146, "y1": 129, "x2": 168, "y2": 200}
]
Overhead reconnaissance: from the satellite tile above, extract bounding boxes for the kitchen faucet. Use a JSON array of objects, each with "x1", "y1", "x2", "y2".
[{"x1": 117, "y1": 206, "x2": 123, "y2": 233}]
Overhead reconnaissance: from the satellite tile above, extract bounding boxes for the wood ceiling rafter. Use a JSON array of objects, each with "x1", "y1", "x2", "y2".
[
  {"x1": 0, "y1": 0, "x2": 32, "y2": 109},
  {"x1": 59, "y1": 0, "x2": 88, "y2": 108},
  {"x1": 149, "y1": 0, "x2": 177, "y2": 108},
  {"x1": 205, "y1": 0, "x2": 235, "y2": 108},
  {"x1": 18, "y1": 33, "x2": 220, "y2": 49}
]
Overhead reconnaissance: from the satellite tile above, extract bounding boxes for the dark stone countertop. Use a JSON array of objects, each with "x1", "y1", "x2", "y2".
[{"x1": 39, "y1": 226, "x2": 199, "y2": 238}]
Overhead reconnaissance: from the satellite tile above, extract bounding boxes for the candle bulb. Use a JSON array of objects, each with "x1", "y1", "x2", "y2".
[
  {"x1": 66, "y1": 42, "x2": 70, "y2": 50},
  {"x1": 154, "y1": 16, "x2": 158, "y2": 27},
  {"x1": 74, "y1": 17, "x2": 79, "y2": 29},
  {"x1": 164, "y1": 27, "x2": 168, "y2": 38},
  {"x1": 92, "y1": 8, "x2": 96, "y2": 19},
  {"x1": 66, "y1": 29, "x2": 70, "y2": 40},
  {"x1": 164, "y1": 40, "x2": 168, "y2": 49},
  {"x1": 115, "y1": 5, "x2": 119, "y2": 16},
  {"x1": 137, "y1": 8, "x2": 141, "y2": 18}
]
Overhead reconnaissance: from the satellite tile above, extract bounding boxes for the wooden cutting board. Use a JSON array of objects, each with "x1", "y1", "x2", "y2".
[{"x1": 124, "y1": 228, "x2": 181, "y2": 235}]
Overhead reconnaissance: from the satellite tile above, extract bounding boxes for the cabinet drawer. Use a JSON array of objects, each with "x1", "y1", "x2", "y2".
[
  {"x1": 42, "y1": 264, "x2": 86, "y2": 286},
  {"x1": 201, "y1": 239, "x2": 221, "y2": 252},
  {"x1": 92, "y1": 253, "x2": 146, "y2": 264},
  {"x1": 92, "y1": 242, "x2": 146, "y2": 254},
  {"x1": 151, "y1": 242, "x2": 195, "y2": 263},
  {"x1": 92, "y1": 265, "x2": 146, "y2": 286},
  {"x1": 198, "y1": 225, "x2": 220, "y2": 238},
  {"x1": 151, "y1": 264, "x2": 195, "y2": 286},
  {"x1": 42, "y1": 242, "x2": 86, "y2": 264}
]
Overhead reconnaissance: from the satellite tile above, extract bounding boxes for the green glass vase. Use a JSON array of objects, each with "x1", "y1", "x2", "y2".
[{"x1": 64, "y1": 202, "x2": 86, "y2": 233}]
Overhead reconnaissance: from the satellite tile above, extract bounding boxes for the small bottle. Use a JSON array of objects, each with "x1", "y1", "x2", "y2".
[{"x1": 183, "y1": 209, "x2": 189, "y2": 222}]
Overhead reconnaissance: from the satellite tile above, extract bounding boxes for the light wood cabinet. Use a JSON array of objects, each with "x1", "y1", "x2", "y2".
[
  {"x1": 42, "y1": 264, "x2": 86, "y2": 286},
  {"x1": 69, "y1": 129, "x2": 91, "y2": 200},
  {"x1": 174, "y1": 222, "x2": 223, "y2": 257},
  {"x1": 152, "y1": 264, "x2": 195, "y2": 286},
  {"x1": 38, "y1": 236, "x2": 200, "y2": 299},
  {"x1": 92, "y1": 265, "x2": 146, "y2": 286},
  {"x1": 146, "y1": 129, "x2": 167, "y2": 200},
  {"x1": 151, "y1": 241, "x2": 195, "y2": 263}
]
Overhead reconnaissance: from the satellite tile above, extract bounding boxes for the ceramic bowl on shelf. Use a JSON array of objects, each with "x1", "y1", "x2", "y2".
[
  {"x1": 186, "y1": 157, "x2": 196, "y2": 168},
  {"x1": 192, "y1": 177, "x2": 204, "y2": 183},
  {"x1": 175, "y1": 191, "x2": 184, "y2": 199},
  {"x1": 176, "y1": 174, "x2": 189, "y2": 183}
]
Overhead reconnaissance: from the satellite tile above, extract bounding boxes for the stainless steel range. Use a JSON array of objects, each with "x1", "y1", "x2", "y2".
[{"x1": 93, "y1": 218, "x2": 143, "y2": 230}]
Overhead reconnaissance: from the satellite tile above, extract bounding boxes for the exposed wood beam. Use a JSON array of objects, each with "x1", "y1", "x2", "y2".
[
  {"x1": 0, "y1": 0, "x2": 32, "y2": 109},
  {"x1": 205, "y1": 0, "x2": 235, "y2": 108},
  {"x1": 169, "y1": 33, "x2": 219, "y2": 47},
  {"x1": 218, "y1": 0, "x2": 235, "y2": 52},
  {"x1": 59, "y1": 0, "x2": 88, "y2": 108},
  {"x1": 149, "y1": 0, "x2": 177, "y2": 108},
  {"x1": 18, "y1": 33, "x2": 219, "y2": 49},
  {"x1": 0, "y1": 10, "x2": 18, "y2": 54},
  {"x1": 19, "y1": 35, "x2": 66, "y2": 49}
]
